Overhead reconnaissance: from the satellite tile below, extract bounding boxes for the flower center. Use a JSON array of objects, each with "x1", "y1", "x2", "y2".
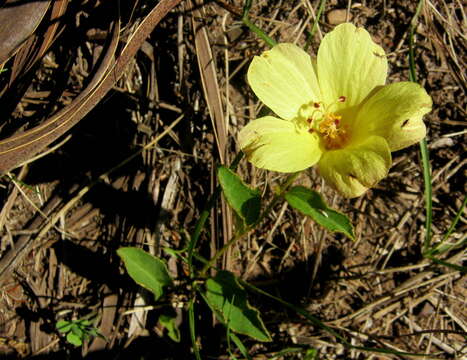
[
  {"x1": 317, "y1": 113, "x2": 349, "y2": 149},
  {"x1": 306, "y1": 96, "x2": 350, "y2": 150}
]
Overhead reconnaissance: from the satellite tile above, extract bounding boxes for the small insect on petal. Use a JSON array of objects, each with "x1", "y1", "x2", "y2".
[{"x1": 338, "y1": 96, "x2": 347, "y2": 102}]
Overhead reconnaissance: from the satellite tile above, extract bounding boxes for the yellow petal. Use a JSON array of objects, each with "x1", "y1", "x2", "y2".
[
  {"x1": 248, "y1": 43, "x2": 321, "y2": 121},
  {"x1": 353, "y1": 82, "x2": 432, "y2": 151},
  {"x1": 238, "y1": 116, "x2": 322, "y2": 172},
  {"x1": 318, "y1": 136, "x2": 391, "y2": 198},
  {"x1": 317, "y1": 23, "x2": 387, "y2": 110}
]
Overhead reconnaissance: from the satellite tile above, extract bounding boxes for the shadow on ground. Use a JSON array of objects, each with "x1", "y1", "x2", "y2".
[{"x1": 2, "y1": 335, "x2": 194, "y2": 359}]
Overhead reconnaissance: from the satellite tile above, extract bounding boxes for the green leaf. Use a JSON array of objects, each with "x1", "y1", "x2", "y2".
[
  {"x1": 70, "y1": 324, "x2": 84, "y2": 338},
  {"x1": 229, "y1": 333, "x2": 253, "y2": 360},
  {"x1": 66, "y1": 332, "x2": 83, "y2": 346},
  {"x1": 269, "y1": 347, "x2": 307, "y2": 359},
  {"x1": 79, "y1": 319, "x2": 91, "y2": 326},
  {"x1": 159, "y1": 313, "x2": 181, "y2": 342},
  {"x1": 56, "y1": 320, "x2": 73, "y2": 333},
  {"x1": 285, "y1": 186, "x2": 355, "y2": 240},
  {"x1": 117, "y1": 247, "x2": 172, "y2": 300},
  {"x1": 304, "y1": 348, "x2": 318, "y2": 360},
  {"x1": 204, "y1": 270, "x2": 271, "y2": 342},
  {"x1": 217, "y1": 166, "x2": 261, "y2": 226}
]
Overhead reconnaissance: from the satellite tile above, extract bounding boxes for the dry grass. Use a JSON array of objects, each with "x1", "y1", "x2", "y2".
[{"x1": 0, "y1": 0, "x2": 465, "y2": 359}]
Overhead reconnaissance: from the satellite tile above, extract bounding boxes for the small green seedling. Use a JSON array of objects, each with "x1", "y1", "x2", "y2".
[{"x1": 56, "y1": 318, "x2": 104, "y2": 347}]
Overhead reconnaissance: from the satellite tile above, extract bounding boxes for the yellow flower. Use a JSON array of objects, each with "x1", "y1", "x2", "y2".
[{"x1": 238, "y1": 23, "x2": 432, "y2": 198}]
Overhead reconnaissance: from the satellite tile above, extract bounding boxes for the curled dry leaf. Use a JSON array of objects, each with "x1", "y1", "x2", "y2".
[
  {"x1": 0, "y1": 0, "x2": 183, "y2": 174},
  {"x1": 0, "y1": 0, "x2": 51, "y2": 65}
]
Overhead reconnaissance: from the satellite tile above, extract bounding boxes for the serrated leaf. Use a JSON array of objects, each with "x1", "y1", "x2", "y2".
[
  {"x1": 56, "y1": 320, "x2": 72, "y2": 333},
  {"x1": 218, "y1": 166, "x2": 261, "y2": 226},
  {"x1": 285, "y1": 186, "x2": 355, "y2": 240},
  {"x1": 66, "y1": 332, "x2": 83, "y2": 346},
  {"x1": 117, "y1": 247, "x2": 172, "y2": 300},
  {"x1": 159, "y1": 313, "x2": 181, "y2": 342},
  {"x1": 204, "y1": 271, "x2": 271, "y2": 342}
]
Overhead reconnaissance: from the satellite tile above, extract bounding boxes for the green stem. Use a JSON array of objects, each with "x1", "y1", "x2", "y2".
[
  {"x1": 200, "y1": 231, "x2": 244, "y2": 276},
  {"x1": 440, "y1": 194, "x2": 466, "y2": 243},
  {"x1": 424, "y1": 254, "x2": 466, "y2": 273},
  {"x1": 419, "y1": 139, "x2": 432, "y2": 253},
  {"x1": 422, "y1": 193, "x2": 466, "y2": 260},
  {"x1": 240, "y1": 279, "x2": 431, "y2": 358},
  {"x1": 408, "y1": 0, "x2": 433, "y2": 253},
  {"x1": 187, "y1": 152, "x2": 244, "y2": 276},
  {"x1": 242, "y1": 0, "x2": 277, "y2": 48},
  {"x1": 187, "y1": 191, "x2": 218, "y2": 274},
  {"x1": 408, "y1": 0, "x2": 424, "y2": 82},
  {"x1": 188, "y1": 298, "x2": 202, "y2": 360},
  {"x1": 304, "y1": 0, "x2": 327, "y2": 51},
  {"x1": 260, "y1": 172, "x2": 300, "y2": 221},
  {"x1": 200, "y1": 172, "x2": 300, "y2": 276}
]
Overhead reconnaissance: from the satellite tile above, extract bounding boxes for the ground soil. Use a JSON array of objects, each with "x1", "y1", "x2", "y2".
[{"x1": 0, "y1": 0, "x2": 465, "y2": 359}]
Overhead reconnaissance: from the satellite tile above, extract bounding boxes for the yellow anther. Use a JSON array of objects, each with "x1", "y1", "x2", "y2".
[{"x1": 316, "y1": 113, "x2": 349, "y2": 149}]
